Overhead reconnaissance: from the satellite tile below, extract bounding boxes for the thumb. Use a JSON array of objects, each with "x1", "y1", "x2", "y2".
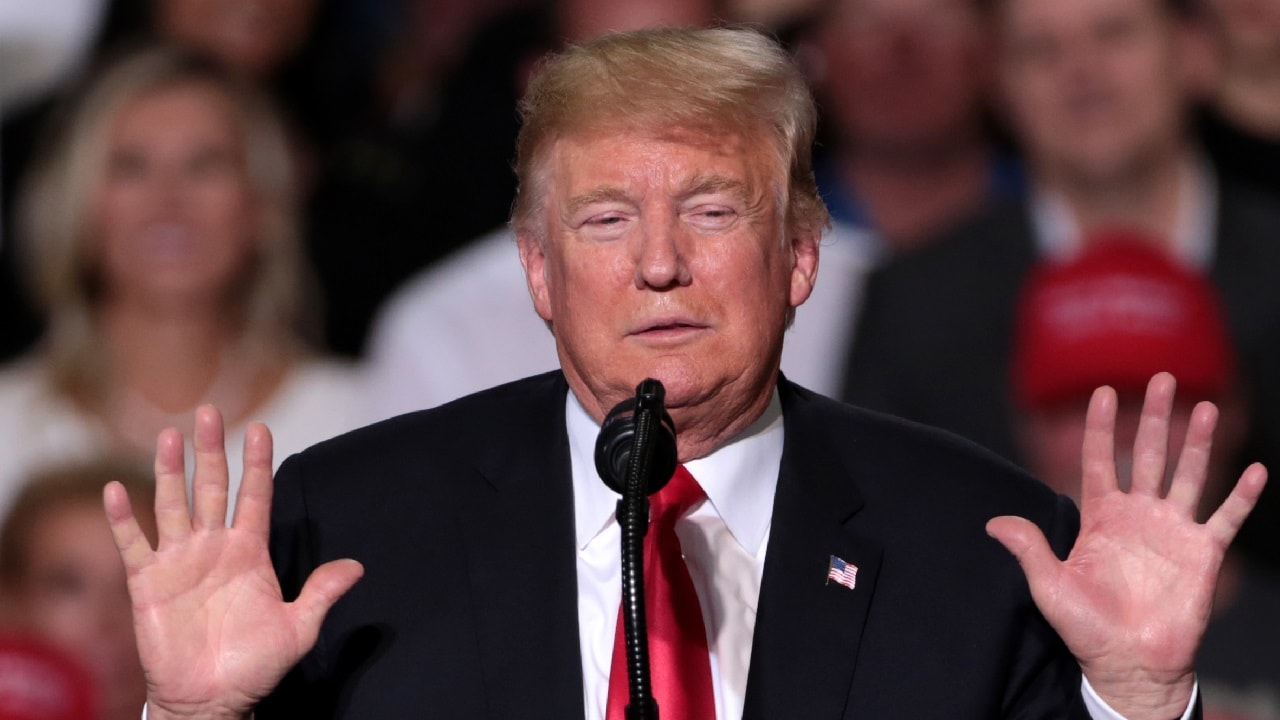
[
  {"x1": 986, "y1": 515, "x2": 1062, "y2": 589},
  {"x1": 290, "y1": 558, "x2": 364, "y2": 648}
]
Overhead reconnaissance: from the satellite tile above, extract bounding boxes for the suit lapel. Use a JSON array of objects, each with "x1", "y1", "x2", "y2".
[
  {"x1": 743, "y1": 383, "x2": 883, "y2": 720},
  {"x1": 457, "y1": 375, "x2": 587, "y2": 720}
]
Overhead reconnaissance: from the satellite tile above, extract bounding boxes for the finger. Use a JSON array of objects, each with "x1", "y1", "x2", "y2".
[
  {"x1": 1129, "y1": 373, "x2": 1176, "y2": 497},
  {"x1": 1166, "y1": 401, "x2": 1218, "y2": 514},
  {"x1": 986, "y1": 516, "x2": 1064, "y2": 601},
  {"x1": 1080, "y1": 385, "x2": 1119, "y2": 506},
  {"x1": 1205, "y1": 463, "x2": 1268, "y2": 546},
  {"x1": 191, "y1": 405, "x2": 231, "y2": 530},
  {"x1": 103, "y1": 481, "x2": 154, "y2": 572},
  {"x1": 288, "y1": 559, "x2": 365, "y2": 651},
  {"x1": 154, "y1": 427, "x2": 193, "y2": 545},
  {"x1": 230, "y1": 422, "x2": 275, "y2": 536}
]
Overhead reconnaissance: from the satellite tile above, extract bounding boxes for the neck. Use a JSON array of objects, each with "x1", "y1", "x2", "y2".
[
  {"x1": 839, "y1": 138, "x2": 994, "y2": 252},
  {"x1": 1047, "y1": 147, "x2": 1193, "y2": 241},
  {"x1": 100, "y1": 302, "x2": 242, "y2": 414},
  {"x1": 568, "y1": 370, "x2": 778, "y2": 464},
  {"x1": 1216, "y1": 61, "x2": 1280, "y2": 136},
  {"x1": 667, "y1": 381, "x2": 775, "y2": 463}
]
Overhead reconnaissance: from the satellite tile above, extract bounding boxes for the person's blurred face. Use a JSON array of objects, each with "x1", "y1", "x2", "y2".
[
  {"x1": 1021, "y1": 395, "x2": 1193, "y2": 502},
  {"x1": 1204, "y1": 0, "x2": 1280, "y2": 62},
  {"x1": 997, "y1": 0, "x2": 1192, "y2": 184},
  {"x1": 92, "y1": 82, "x2": 258, "y2": 312},
  {"x1": 815, "y1": 0, "x2": 990, "y2": 155},
  {"x1": 155, "y1": 0, "x2": 318, "y2": 80},
  {"x1": 518, "y1": 126, "x2": 818, "y2": 443},
  {"x1": 557, "y1": 0, "x2": 715, "y2": 44},
  {"x1": 18, "y1": 502, "x2": 145, "y2": 720}
]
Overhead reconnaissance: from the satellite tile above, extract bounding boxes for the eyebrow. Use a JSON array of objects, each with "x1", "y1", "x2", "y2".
[
  {"x1": 680, "y1": 175, "x2": 751, "y2": 203},
  {"x1": 565, "y1": 186, "x2": 633, "y2": 217},
  {"x1": 563, "y1": 174, "x2": 756, "y2": 216}
]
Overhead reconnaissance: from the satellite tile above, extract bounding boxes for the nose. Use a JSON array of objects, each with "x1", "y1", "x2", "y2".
[
  {"x1": 633, "y1": 214, "x2": 692, "y2": 290},
  {"x1": 148, "y1": 161, "x2": 189, "y2": 211}
]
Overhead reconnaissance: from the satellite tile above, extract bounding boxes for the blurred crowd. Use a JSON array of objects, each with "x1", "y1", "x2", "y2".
[{"x1": 0, "y1": 0, "x2": 1277, "y2": 717}]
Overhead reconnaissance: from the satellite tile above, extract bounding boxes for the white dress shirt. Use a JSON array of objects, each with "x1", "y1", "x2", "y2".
[{"x1": 1030, "y1": 154, "x2": 1218, "y2": 270}]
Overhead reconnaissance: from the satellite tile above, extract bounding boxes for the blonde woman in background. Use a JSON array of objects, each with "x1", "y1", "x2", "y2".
[{"x1": 0, "y1": 46, "x2": 367, "y2": 518}]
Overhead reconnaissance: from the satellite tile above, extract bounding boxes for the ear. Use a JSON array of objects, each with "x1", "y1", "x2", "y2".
[
  {"x1": 517, "y1": 230, "x2": 554, "y2": 323},
  {"x1": 788, "y1": 228, "x2": 820, "y2": 309}
]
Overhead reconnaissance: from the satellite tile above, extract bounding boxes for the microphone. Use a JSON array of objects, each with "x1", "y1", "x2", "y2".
[
  {"x1": 592, "y1": 378, "x2": 678, "y2": 720},
  {"x1": 594, "y1": 379, "x2": 678, "y2": 496}
]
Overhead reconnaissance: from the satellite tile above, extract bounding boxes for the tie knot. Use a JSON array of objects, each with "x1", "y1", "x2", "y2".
[{"x1": 650, "y1": 464, "x2": 705, "y2": 525}]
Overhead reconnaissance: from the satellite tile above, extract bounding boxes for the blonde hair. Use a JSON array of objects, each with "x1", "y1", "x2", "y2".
[
  {"x1": 16, "y1": 46, "x2": 307, "y2": 405},
  {"x1": 511, "y1": 25, "x2": 829, "y2": 243},
  {"x1": 0, "y1": 457, "x2": 156, "y2": 588}
]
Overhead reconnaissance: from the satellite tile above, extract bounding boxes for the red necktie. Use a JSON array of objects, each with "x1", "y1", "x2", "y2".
[{"x1": 606, "y1": 464, "x2": 716, "y2": 720}]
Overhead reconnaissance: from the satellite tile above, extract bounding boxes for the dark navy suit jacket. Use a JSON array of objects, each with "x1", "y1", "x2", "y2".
[{"x1": 258, "y1": 372, "x2": 1120, "y2": 719}]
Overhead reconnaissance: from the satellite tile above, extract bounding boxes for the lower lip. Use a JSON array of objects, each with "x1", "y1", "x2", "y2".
[{"x1": 631, "y1": 325, "x2": 706, "y2": 343}]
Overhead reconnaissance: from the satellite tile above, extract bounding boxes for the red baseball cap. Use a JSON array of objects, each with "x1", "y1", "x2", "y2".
[
  {"x1": 0, "y1": 634, "x2": 96, "y2": 720},
  {"x1": 1012, "y1": 231, "x2": 1234, "y2": 410}
]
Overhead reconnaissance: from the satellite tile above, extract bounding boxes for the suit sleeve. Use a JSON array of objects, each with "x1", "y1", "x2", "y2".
[
  {"x1": 992, "y1": 493, "x2": 1091, "y2": 720},
  {"x1": 254, "y1": 452, "x2": 339, "y2": 719}
]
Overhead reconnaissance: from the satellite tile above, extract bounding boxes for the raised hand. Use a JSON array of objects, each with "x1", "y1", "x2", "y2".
[
  {"x1": 104, "y1": 406, "x2": 364, "y2": 720},
  {"x1": 987, "y1": 373, "x2": 1268, "y2": 719}
]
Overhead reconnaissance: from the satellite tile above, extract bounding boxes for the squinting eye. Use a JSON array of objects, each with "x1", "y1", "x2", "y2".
[
  {"x1": 189, "y1": 148, "x2": 236, "y2": 179},
  {"x1": 33, "y1": 567, "x2": 89, "y2": 599},
  {"x1": 686, "y1": 206, "x2": 737, "y2": 231},
  {"x1": 577, "y1": 212, "x2": 631, "y2": 239}
]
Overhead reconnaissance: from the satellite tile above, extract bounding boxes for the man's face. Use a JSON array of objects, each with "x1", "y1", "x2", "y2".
[
  {"x1": 998, "y1": 0, "x2": 1192, "y2": 183},
  {"x1": 1204, "y1": 0, "x2": 1280, "y2": 61},
  {"x1": 155, "y1": 0, "x2": 318, "y2": 80},
  {"x1": 816, "y1": 0, "x2": 989, "y2": 156},
  {"x1": 1019, "y1": 397, "x2": 1153, "y2": 503},
  {"x1": 1019, "y1": 394, "x2": 1235, "y2": 520},
  {"x1": 518, "y1": 127, "x2": 818, "y2": 439}
]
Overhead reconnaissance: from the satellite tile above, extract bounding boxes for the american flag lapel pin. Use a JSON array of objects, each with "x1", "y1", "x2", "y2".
[{"x1": 826, "y1": 555, "x2": 858, "y2": 591}]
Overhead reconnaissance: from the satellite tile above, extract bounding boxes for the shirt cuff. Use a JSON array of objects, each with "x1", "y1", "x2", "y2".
[
  {"x1": 1081, "y1": 676, "x2": 1199, "y2": 720},
  {"x1": 141, "y1": 703, "x2": 254, "y2": 720}
]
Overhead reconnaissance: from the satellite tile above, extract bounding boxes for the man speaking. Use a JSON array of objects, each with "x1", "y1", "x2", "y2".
[{"x1": 105, "y1": 26, "x2": 1266, "y2": 720}]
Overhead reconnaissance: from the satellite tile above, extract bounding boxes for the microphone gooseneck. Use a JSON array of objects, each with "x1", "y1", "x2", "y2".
[
  {"x1": 593, "y1": 378, "x2": 678, "y2": 720},
  {"x1": 594, "y1": 380, "x2": 677, "y2": 495}
]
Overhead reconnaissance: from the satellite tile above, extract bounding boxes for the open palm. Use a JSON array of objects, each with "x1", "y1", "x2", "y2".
[
  {"x1": 104, "y1": 407, "x2": 363, "y2": 720},
  {"x1": 988, "y1": 374, "x2": 1267, "y2": 719}
]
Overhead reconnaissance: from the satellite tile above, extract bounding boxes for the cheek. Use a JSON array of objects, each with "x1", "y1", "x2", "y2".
[
  {"x1": 551, "y1": 244, "x2": 629, "y2": 314},
  {"x1": 1005, "y1": 74, "x2": 1058, "y2": 134},
  {"x1": 26, "y1": 579, "x2": 97, "y2": 645},
  {"x1": 196, "y1": 192, "x2": 262, "y2": 284},
  {"x1": 203, "y1": 184, "x2": 258, "y2": 245},
  {"x1": 93, "y1": 184, "x2": 143, "y2": 258}
]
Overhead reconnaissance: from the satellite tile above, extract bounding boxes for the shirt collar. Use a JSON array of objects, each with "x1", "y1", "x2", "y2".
[
  {"x1": 567, "y1": 388, "x2": 784, "y2": 556},
  {"x1": 1029, "y1": 153, "x2": 1218, "y2": 270}
]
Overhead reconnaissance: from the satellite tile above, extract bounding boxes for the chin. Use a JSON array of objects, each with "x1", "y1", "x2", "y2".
[{"x1": 623, "y1": 362, "x2": 703, "y2": 407}]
